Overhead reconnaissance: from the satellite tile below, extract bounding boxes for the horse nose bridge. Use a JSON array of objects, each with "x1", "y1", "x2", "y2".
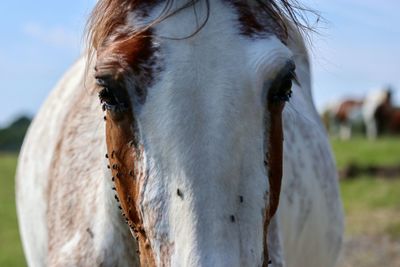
[
  {"x1": 169, "y1": 199, "x2": 243, "y2": 267},
  {"x1": 164, "y1": 163, "x2": 267, "y2": 266}
]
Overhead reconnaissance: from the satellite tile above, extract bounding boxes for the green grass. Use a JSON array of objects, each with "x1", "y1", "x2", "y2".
[
  {"x1": 332, "y1": 137, "x2": 400, "y2": 239},
  {"x1": 331, "y1": 136, "x2": 400, "y2": 170},
  {"x1": 0, "y1": 154, "x2": 26, "y2": 267},
  {"x1": 340, "y1": 176, "x2": 400, "y2": 237},
  {"x1": 340, "y1": 176, "x2": 400, "y2": 211}
]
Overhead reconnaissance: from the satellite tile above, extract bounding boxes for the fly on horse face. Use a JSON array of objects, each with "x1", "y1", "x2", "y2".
[{"x1": 16, "y1": 1, "x2": 343, "y2": 266}]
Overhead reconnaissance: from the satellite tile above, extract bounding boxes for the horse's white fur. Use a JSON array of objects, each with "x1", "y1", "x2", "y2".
[
  {"x1": 16, "y1": 59, "x2": 85, "y2": 265},
  {"x1": 16, "y1": 1, "x2": 343, "y2": 266},
  {"x1": 17, "y1": 57, "x2": 138, "y2": 267},
  {"x1": 362, "y1": 88, "x2": 390, "y2": 139}
]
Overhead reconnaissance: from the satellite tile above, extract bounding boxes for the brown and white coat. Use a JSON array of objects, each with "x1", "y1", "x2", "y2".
[{"x1": 16, "y1": 1, "x2": 343, "y2": 266}]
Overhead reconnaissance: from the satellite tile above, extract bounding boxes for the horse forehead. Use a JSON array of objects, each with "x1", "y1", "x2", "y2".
[
  {"x1": 93, "y1": 0, "x2": 292, "y2": 108},
  {"x1": 150, "y1": 1, "x2": 290, "y2": 76},
  {"x1": 135, "y1": 0, "x2": 285, "y2": 37}
]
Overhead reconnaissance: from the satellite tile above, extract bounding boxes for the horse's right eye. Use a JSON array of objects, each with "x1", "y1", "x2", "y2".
[
  {"x1": 268, "y1": 61, "x2": 297, "y2": 103},
  {"x1": 96, "y1": 78, "x2": 128, "y2": 113},
  {"x1": 99, "y1": 87, "x2": 119, "y2": 108}
]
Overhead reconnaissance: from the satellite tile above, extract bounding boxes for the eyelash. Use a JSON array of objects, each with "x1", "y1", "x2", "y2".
[
  {"x1": 98, "y1": 86, "x2": 128, "y2": 112},
  {"x1": 268, "y1": 63, "x2": 297, "y2": 103}
]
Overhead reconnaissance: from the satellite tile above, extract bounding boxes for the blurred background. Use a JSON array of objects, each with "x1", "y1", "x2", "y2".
[{"x1": 0, "y1": 0, "x2": 399, "y2": 266}]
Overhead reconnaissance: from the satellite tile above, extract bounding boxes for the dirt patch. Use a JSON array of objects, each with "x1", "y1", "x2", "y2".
[{"x1": 337, "y1": 235, "x2": 400, "y2": 267}]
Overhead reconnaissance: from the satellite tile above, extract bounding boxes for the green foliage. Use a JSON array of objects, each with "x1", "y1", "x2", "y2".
[
  {"x1": 0, "y1": 154, "x2": 26, "y2": 266},
  {"x1": 0, "y1": 116, "x2": 31, "y2": 152}
]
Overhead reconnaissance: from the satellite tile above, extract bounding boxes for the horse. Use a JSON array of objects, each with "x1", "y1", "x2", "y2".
[
  {"x1": 371, "y1": 88, "x2": 400, "y2": 136},
  {"x1": 321, "y1": 98, "x2": 364, "y2": 140},
  {"x1": 16, "y1": 1, "x2": 344, "y2": 266},
  {"x1": 362, "y1": 87, "x2": 397, "y2": 139}
]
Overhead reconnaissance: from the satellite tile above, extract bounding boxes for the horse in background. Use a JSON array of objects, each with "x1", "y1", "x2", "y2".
[
  {"x1": 16, "y1": 1, "x2": 344, "y2": 266},
  {"x1": 364, "y1": 87, "x2": 400, "y2": 139},
  {"x1": 322, "y1": 98, "x2": 364, "y2": 140},
  {"x1": 322, "y1": 86, "x2": 400, "y2": 140}
]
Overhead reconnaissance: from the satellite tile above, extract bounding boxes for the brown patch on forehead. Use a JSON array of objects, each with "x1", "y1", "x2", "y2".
[
  {"x1": 95, "y1": 29, "x2": 157, "y2": 103},
  {"x1": 227, "y1": 0, "x2": 288, "y2": 42},
  {"x1": 104, "y1": 92, "x2": 156, "y2": 266},
  {"x1": 87, "y1": 0, "x2": 161, "y2": 51},
  {"x1": 89, "y1": 1, "x2": 163, "y2": 103},
  {"x1": 97, "y1": 30, "x2": 153, "y2": 72}
]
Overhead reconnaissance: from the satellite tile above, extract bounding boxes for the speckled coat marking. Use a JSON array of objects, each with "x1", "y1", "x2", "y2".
[{"x1": 16, "y1": 1, "x2": 344, "y2": 267}]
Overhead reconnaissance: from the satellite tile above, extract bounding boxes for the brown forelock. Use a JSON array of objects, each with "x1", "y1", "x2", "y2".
[
  {"x1": 262, "y1": 99, "x2": 285, "y2": 266},
  {"x1": 87, "y1": 0, "x2": 161, "y2": 51},
  {"x1": 228, "y1": 0, "x2": 287, "y2": 41},
  {"x1": 227, "y1": 0, "x2": 317, "y2": 43},
  {"x1": 95, "y1": 29, "x2": 155, "y2": 96},
  {"x1": 86, "y1": 0, "x2": 315, "y2": 53},
  {"x1": 87, "y1": 0, "x2": 207, "y2": 56},
  {"x1": 105, "y1": 93, "x2": 156, "y2": 266}
]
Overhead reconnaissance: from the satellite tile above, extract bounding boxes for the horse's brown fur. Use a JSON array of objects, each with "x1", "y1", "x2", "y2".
[
  {"x1": 335, "y1": 100, "x2": 363, "y2": 123},
  {"x1": 105, "y1": 107, "x2": 156, "y2": 266},
  {"x1": 262, "y1": 97, "x2": 286, "y2": 265}
]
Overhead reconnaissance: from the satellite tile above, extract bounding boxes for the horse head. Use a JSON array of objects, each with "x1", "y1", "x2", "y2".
[{"x1": 88, "y1": 0, "x2": 302, "y2": 265}]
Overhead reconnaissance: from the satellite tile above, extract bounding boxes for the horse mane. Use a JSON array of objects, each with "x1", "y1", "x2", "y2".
[{"x1": 86, "y1": 0, "x2": 318, "y2": 59}]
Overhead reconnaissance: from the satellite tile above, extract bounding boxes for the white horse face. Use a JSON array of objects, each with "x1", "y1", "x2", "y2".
[{"x1": 93, "y1": 0, "x2": 295, "y2": 265}]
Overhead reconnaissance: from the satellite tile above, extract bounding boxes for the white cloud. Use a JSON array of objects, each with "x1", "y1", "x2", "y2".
[{"x1": 22, "y1": 22, "x2": 82, "y2": 50}]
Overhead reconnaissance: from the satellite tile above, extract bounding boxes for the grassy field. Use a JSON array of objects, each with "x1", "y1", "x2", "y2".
[
  {"x1": 331, "y1": 137, "x2": 400, "y2": 170},
  {"x1": 338, "y1": 174, "x2": 400, "y2": 267},
  {"x1": 0, "y1": 154, "x2": 26, "y2": 267},
  {"x1": 0, "y1": 137, "x2": 399, "y2": 266},
  {"x1": 331, "y1": 137, "x2": 400, "y2": 238},
  {"x1": 332, "y1": 137, "x2": 400, "y2": 267}
]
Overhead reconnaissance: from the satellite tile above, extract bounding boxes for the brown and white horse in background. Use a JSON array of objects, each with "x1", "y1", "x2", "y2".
[
  {"x1": 16, "y1": 1, "x2": 343, "y2": 266},
  {"x1": 363, "y1": 87, "x2": 400, "y2": 139},
  {"x1": 322, "y1": 98, "x2": 364, "y2": 140}
]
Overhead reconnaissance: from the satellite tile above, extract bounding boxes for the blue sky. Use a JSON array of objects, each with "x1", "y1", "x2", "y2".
[
  {"x1": 306, "y1": 0, "x2": 400, "y2": 110},
  {"x1": 1, "y1": 0, "x2": 399, "y2": 126}
]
